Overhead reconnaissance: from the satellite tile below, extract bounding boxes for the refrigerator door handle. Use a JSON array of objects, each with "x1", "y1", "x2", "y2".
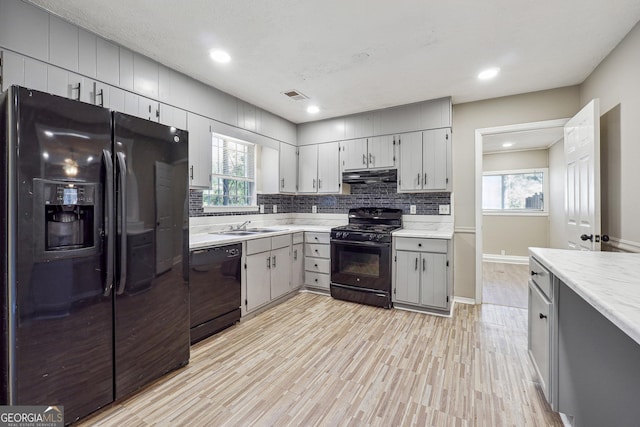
[
  {"x1": 116, "y1": 151, "x2": 128, "y2": 295},
  {"x1": 103, "y1": 149, "x2": 115, "y2": 296}
]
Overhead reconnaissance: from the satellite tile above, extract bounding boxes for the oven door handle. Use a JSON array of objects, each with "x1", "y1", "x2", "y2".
[{"x1": 330, "y1": 239, "x2": 390, "y2": 248}]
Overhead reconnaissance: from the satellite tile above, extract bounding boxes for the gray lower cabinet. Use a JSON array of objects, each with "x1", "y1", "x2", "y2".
[
  {"x1": 393, "y1": 237, "x2": 452, "y2": 314},
  {"x1": 244, "y1": 235, "x2": 292, "y2": 313},
  {"x1": 291, "y1": 233, "x2": 304, "y2": 290}
]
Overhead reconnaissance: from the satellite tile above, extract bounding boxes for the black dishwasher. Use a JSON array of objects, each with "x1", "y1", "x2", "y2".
[{"x1": 189, "y1": 243, "x2": 242, "y2": 344}]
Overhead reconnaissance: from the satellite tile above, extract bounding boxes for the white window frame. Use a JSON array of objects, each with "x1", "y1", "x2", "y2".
[
  {"x1": 482, "y1": 167, "x2": 549, "y2": 216},
  {"x1": 203, "y1": 133, "x2": 259, "y2": 213}
]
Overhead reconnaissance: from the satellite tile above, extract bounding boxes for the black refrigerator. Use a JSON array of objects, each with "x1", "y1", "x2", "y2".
[{"x1": 0, "y1": 86, "x2": 190, "y2": 423}]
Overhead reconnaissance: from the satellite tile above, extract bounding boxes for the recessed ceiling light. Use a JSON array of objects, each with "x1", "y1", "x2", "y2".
[
  {"x1": 307, "y1": 105, "x2": 320, "y2": 114},
  {"x1": 502, "y1": 142, "x2": 514, "y2": 148},
  {"x1": 478, "y1": 67, "x2": 500, "y2": 80},
  {"x1": 210, "y1": 49, "x2": 231, "y2": 64}
]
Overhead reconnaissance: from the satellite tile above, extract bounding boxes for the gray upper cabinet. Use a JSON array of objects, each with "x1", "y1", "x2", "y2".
[
  {"x1": 78, "y1": 29, "x2": 97, "y2": 78},
  {"x1": 279, "y1": 143, "x2": 298, "y2": 193},
  {"x1": 1, "y1": 50, "x2": 47, "y2": 92},
  {"x1": 49, "y1": 15, "x2": 79, "y2": 71},
  {"x1": 96, "y1": 37, "x2": 120, "y2": 86},
  {"x1": 344, "y1": 113, "x2": 373, "y2": 140},
  {"x1": 133, "y1": 54, "x2": 159, "y2": 99},
  {"x1": 398, "y1": 128, "x2": 451, "y2": 192},
  {"x1": 373, "y1": 98, "x2": 451, "y2": 136},
  {"x1": 237, "y1": 100, "x2": 257, "y2": 132},
  {"x1": 0, "y1": 0, "x2": 49, "y2": 61},
  {"x1": 341, "y1": 137, "x2": 395, "y2": 171},
  {"x1": 119, "y1": 48, "x2": 134, "y2": 90},
  {"x1": 297, "y1": 117, "x2": 345, "y2": 145}
]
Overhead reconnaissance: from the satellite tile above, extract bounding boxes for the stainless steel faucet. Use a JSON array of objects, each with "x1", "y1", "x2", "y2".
[{"x1": 233, "y1": 220, "x2": 251, "y2": 231}]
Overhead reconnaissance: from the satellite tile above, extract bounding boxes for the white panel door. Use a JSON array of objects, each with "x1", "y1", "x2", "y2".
[
  {"x1": 317, "y1": 142, "x2": 340, "y2": 193},
  {"x1": 564, "y1": 99, "x2": 601, "y2": 250}
]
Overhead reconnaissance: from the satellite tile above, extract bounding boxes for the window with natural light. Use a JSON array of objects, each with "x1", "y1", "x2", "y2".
[
  {"x1": 482, "y1": 168, "x2": 548, "y2": 213},
  {"x1": 202, "y1": 135, "x2": 256, "y2": 208}
]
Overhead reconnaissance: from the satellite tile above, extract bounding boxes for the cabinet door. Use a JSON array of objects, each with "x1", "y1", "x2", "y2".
[
  {"x1": 109, "y1": 86, "x2": 126, "y2": 112},
  {"x1": 49, "y1": 15, "x2": 79, "y2": 71},
  {"x1": 46, "y1": 65, "x2": 69, "y2": 98},
  {"x1": 291, "y1": 243, "x2": 304, "y2": 290},
  {"x1": 420, "y1": 253, "x2": 447, "y2": 309},
  {"x1": 270, "y1": 246, "x2": 291, "y2": 300},
  {"x1": 279, "y1": 143, "x2": 297, "y2": 193},
  {"x1": 186, "y1": 113, "x2": 213, "y2": 188},
  {"x1": 317, "y1": 142, "x2": 340, "y2": 193},
  {"x1": 341, "y1": 138, "x2": 368, "y2": 171},
  {"x1": 93, "y1": 81, "x2": 110, "y2": 108},
  {"x1": 422, "y1": 128, "x2": 449, "y2": 191},
  {"x1": 78, "y1": 29, "x2": 97, "y2": 78},
  {"x1": 398, "y1": 131, "x2": 423, "y2": 191},
  {"x1": 1, "y1": 50, "x2": 25, "y2": 90},
  {"x1": 367, "y1": 135, "x2": 395, "y2": 169},
  {"x1": 298, "y1": 145, "x2": 318, "y2": 193},
  {"x1": 138, "y1": 96, "x2": 159, "y2": 122},
  {"x1": 395, "y1": 251, "x2": 421, "y2": 304},
  {"x1": 246, "y1": 252, "x2": 272, "y2": 312},
  {"x1": 124, "y1": 91, "x2": 139, "y2": 116},
  {"x1": 528, "y1": 280, "x2": 551, "y2": 399},
  {"x1": 260, "y1": 145, "x2": 279, "y2": 194},
  {"x1": 96, "y1": 37, "x2": 120, "y2": 85}
]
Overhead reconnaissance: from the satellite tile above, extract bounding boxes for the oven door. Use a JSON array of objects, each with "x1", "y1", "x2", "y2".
[{"x1": 330, "y1": 239, "x2": 391, "y2": 291}]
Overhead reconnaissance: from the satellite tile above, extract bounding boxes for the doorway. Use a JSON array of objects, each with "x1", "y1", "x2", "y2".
[{"x1": 474, "y1": 119, "x2": 568, "y2": 304}]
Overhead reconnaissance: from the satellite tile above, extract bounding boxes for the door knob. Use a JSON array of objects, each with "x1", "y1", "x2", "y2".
[
  {"x1": 601, "y1": 235, "x2": 610, "y2": 242},
  {"x1": 580, "y1": 234, "x2": 593, "y2": 241}
]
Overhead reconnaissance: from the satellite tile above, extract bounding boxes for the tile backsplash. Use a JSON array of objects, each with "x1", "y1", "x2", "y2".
[{"x1": 190, "y1": 182, "x2": 450, "y2": 217}]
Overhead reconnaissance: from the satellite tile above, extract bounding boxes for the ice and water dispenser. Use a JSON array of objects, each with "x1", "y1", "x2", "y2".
[{"x1": 34, "y1": 179, "x2": 100, "y2": 259}]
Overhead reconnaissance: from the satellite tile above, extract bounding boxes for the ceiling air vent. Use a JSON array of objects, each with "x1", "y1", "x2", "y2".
[{"x1": 282, "y1": 90, "x2": 308, "y2": 101}]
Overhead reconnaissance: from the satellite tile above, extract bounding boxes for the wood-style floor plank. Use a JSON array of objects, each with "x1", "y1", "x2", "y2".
[
  {"x1": 483, "y1": 262, "x2": 529, "y2": 308},
  {"x1": 76, "y1": 293, "x2": 561, "y2": 426}
]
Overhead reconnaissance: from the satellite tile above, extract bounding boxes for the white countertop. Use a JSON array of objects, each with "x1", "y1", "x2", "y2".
[
  {"x1": 393, "y1": 224, "x2": 454, "y2": 239},
  {"x1": 190, "y1": 225, "x2": 332, "y2": 250},
  {"x1": 529, "y1": 247, "x2": 640, "y2": 346}
]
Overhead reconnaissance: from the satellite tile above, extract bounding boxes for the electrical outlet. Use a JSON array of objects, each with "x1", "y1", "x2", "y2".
[
  {"x1": 312, "y1": 205, "x2": 317, "y2": 214},
  {"x1": 439, "y1": 204, "x2": 450, "y2": 215},
  {"x1": 410, "y1": 205, "x2": 417, "y2": 214},
  {"x1": 272, "y1": 204, "x2": 277, "y2": 214},
  {"x1": 259, "y1": 204, "x2": 264, "y2": 214}
]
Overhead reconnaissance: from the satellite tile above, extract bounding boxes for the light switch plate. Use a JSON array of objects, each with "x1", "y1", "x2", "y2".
[
  {"x1": 312, "y1": 205, "x2": 317, "y2": 214},
  {"x1": 439, "y1": 204, "x2": 450, "y2": 215},
  {"x1": 410, "y1": 205, "x2": 417, "y2": 214},
  {"x1": 272, "y1": 205, "x2": 278, "y2": 214},
  {"x1": 259, "y1": 204, "x2": 264, "y2": 214}
]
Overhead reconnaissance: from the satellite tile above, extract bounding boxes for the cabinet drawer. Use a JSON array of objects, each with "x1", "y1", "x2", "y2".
[
  {"x1": 529, "y1": 257, "x2": 552, "y2": 299},
  {"x1": 246, "y1": 237, "x2": 271, "y2": 255},
  {"x1": 305, "y1": 243, "x2": 330, "y2": 259},
  {"x1": 395, "y1": 237, "x2": 447, "y2": 253},
  {"x1": 305, "y1": 271, "x2": 330, "y2": 289},
  {"x1": 305, "y1": 258, "x2": 330, "y2": 274},
  {"x1": 305, "y1": 232, "x2": 330, "y2": 245},
  {"x1": 271, "y1": 234, "x2": 291, "y2": 250},
  {"x1": 292, "y1": 232, "x2": 304, "y2": 245}
]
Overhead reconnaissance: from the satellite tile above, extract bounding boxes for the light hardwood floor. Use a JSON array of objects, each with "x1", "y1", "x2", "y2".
[
  {"x1": 77, "y1": 293, "x2": 560, "y2": 426},
  {"x1": 482, "y1": 262, "x2": 529, "y2": 309}
]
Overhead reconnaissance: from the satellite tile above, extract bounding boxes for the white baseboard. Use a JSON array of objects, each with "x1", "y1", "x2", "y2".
[
  {"x1": 604, "y1": 237, "x2": 640, "y2": 253},
  {"x1": 454, "y1": 296, "x2": 476, "y2": 305},
  {"x1": 482, "y1": 254, "x2": 529, "y2": 265}
]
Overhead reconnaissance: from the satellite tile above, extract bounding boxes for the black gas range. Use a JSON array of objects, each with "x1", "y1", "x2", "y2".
[{"x1": 330, "y1": 208, "x2": 403, "y2": 308}]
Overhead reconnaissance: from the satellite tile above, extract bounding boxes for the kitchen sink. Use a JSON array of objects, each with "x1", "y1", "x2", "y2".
[{"x1": 213, "y1": 227, "x2": 288, "y2": 236}]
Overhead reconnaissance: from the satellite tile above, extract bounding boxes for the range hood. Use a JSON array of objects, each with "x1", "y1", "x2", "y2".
[{"x1": 342, "y1": 169, "x2": 397, "y2": 184}]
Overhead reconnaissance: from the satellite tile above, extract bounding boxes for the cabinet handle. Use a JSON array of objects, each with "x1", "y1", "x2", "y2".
[
  {"x1": 313, "y1": 179, "x2": 316, "y2": 189},
  {"x1": 281, "y1": 178, "x2": 285, "y2": 188},
  {"x1": 96, "y1": 89, "x2": 104, "y2": 107},
  {"x1": 369, "y1": 153, "x2": 373, "y2": 165},
  {"x1": 318, "y1": 179, "x2": 322, "y2": 189},
  {"x1": 73, "y1": 82, "x2": 81, "y2": 101},
  {"x1": 531, "y1": 271, "x2": 539, "y2": 276},
  {"x1": 272, "y1": 255, "x2": 276, "y2": 268},
  {"x1": 417, "y1": 173, "x2": 421, "y2": 185},
  {"x1": 423, "y1": 258, "x2": 426, "y2": 271},
  {"x1": 315, "y1": 278, "x2": 318, "y2": 283},
  {"x1": 267, "y1": 256, "x2": 271, "y2": 269},
  {"x1": 190, "y1": 165, "x2": 194, "y2": 180},
  {"x1": 539, "y1": 313, "x2": 548, "y2": 320},
  {"x1": 362, "y1": 154, "x2": 366, "y2": 165},
  {"x1": 314, "y1": 236, "x2": 319, "y2": 241},
  {"x1": 424, "y1": 173, "x2": 427, "y2": 185},
  {"x1": 415, "y1": 258, "x2": 418, "y2": 270},
  {"x1": 314, "y1": 249, "x2": 319, "y2": 254},
  {"x1": 314, "y1": 263, "x2": 318, "y2": 268},
  {"x1": 294, "y1": 249, "x2": 298, "y2": 260}
]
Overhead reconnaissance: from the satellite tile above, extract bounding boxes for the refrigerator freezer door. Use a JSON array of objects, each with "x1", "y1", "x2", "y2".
[
  {"x1": 3, "y1": 87, "x2": 114, "y2": 423},
  {"x1": 112, "y1": 112, "x2": 189, "y2": 399}
]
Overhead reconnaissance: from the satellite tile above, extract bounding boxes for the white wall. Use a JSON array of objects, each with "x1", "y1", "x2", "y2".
[{"x1": 580, "y1": 20, "x2": 640, "y2": 252}]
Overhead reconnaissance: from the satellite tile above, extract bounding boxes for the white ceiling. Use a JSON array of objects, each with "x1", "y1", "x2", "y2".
[
  {"x1": 483, "y1": 127, "x2": 564, "y2": 154},
  {"x1": 26, "y1": 0, "x2": 640, "y2": 124}
]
